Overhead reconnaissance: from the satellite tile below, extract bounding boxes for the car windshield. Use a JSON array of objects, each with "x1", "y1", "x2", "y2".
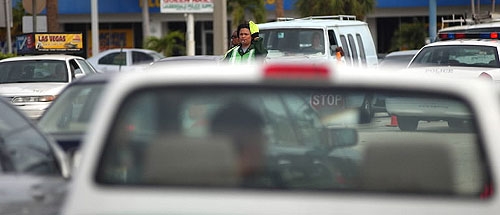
[
  {"x1": 409, "y1": 45, "x2": 499, "y2": 68},
  {"x1": 0, "y1": 60, "x2": 69, "y2": 83},
  {"x1": 260, "y1": 29, "x2": 326, "y2": 57},
  {"x1": 0, "y1": 101, "x2": 60, "y2": 175},
  {"x1": 95, "y1": 86, "x2": 487, "y2": 198},
  {"x1": 39, "y1": 82, "x2": 105, "y2": 134}
]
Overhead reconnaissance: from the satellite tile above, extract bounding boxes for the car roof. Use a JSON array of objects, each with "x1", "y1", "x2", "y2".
[
  {"x1": 384, "y1": 50, "x2": 419, "y2": 57},
  {"x1": 114, "y1": 63, "x2": 490, "y2": 94},
  {"x1": 0, "y1": 54, "x2": 84, "y2": 62},
  {"x1": 423, "y1": 39, "x2": 500, "y2": 47},
  {"x1": 97, "y1": 48, "x2": 159, "y2": 53},
  {"x1": 155, "y1": 55, "x2": 222, "y2": 62},
  {"x1": 258, "y1": 18, "x2": 367, "y2": 29},
  {"x1": 70, "y1": 73, "x2": 115, "y2": 84},
  {"x1": 439, "y1": 21, "x2": 500, "y2": 32}
]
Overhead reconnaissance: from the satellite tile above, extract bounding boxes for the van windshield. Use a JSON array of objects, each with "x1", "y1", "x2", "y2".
[{"x1": 260, "y1": 29, "x2": 327, "y2": 57}]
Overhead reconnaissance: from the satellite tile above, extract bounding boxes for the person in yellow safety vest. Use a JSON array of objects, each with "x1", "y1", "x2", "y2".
[{"x1": 222, "y1": 21, "x2": 268, "y2": 63}]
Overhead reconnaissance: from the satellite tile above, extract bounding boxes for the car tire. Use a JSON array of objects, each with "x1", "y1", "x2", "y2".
[
  {"x1": 359, "y1": 98, "x2": 374, "y2": 124},
  {"x1": 397, "y1": 117, "x2": 418, "y2": 131}
]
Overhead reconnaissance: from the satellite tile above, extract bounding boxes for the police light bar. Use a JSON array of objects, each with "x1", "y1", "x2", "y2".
[{"x1": 438, "y1": 32, "x2": 500, "y2": 40}]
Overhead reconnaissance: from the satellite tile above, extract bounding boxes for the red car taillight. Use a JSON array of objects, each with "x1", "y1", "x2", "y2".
[{"x1": 478, "y1": 72, "x2": 493, "y2": 80}]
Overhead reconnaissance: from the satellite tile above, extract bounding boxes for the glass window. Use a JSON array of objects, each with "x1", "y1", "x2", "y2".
[
  {"x1": 0, "y1": 60, "x2": 67, "y2": 83},
  {"x1": 340, "y1": 35, "x2": 352, "y2": 65},
  {"x1": 260, "y1": 28, "x2": 326, "y2": 57},
  {"x1": 348, "y1": 34, "x2": 359, "y2": 66},
  {"x1": 0, "y1": 101, "x2": 60, "y2": 175},
  {"x1": 356, "y1": 34, "x2": 367, "y2": 66},
  {"x1": 132, "y1": 51, "x2": 155, "y2": 65},
  {"x1": 98, "y1": 52, "x2": 126, "y2": 66},
  {"x1": 75, "y1": 59, "x2": 97, "y2": 75},
  {"x1": 410, "y1": 45, "x2": 499, "y2": 68},
  {"x1": 95, "y1": 86, "x2": 488, "y2": 198},
  {"x1": 39, "y1": 83, "x2": 105, "y2": 134},
  {"x1": 328, "y1": 30, "x2": 338, "y2": 55}
]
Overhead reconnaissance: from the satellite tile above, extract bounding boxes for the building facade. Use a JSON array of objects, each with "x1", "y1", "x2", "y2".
[{"x1": 11, "y1": 0, "x2": 500, "y2": 56}]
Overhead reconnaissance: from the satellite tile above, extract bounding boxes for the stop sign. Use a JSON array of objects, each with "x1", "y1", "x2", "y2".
[
  {"x1": 310, "y1": 94, "x2": 344, "y2": 111},
  {"x1": 22, "y1": 0, "x2": 46, "y2": 15}
]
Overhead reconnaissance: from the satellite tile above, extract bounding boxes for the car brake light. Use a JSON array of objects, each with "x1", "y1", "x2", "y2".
[
  {"x1": 478, "y1": 72, "x2": 493, "y2": 80},
  {"x1": 264, "y1": 64, "x2": 330, "y2": 79}
]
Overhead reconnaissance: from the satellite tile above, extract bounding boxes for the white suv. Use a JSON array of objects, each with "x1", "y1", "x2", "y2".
[{"x1": 258, "y1": 15, "x2": 378, "y2": 67}]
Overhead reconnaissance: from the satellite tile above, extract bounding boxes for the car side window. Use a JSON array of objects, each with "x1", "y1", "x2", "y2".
[
  {"x1": 132, "y1": 51, "x2": 155, "y2": 65},
  {"x1": 98, "y1": 52, "x2": 127, "y2": 66},
  {"x1": 328, "y1": 30, "x2": 338, "y2": 55},
  {"x1": 339, "y1": 35, "x2": 351, "y2": 65},
  {"x1": 356, "y1": 34, "x2": 367, "y2": 66},
  {"x1": 0, "y1": 102, "x2": 60, "y2": 175},
  {"x1": 348, "y1": 34, "x2": 359, "y2": 66}
]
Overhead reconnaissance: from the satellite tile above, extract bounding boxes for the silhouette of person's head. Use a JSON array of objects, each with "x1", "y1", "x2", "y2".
[{"x1": 210, "y1": 102, "x2": 266, "y2": 178}]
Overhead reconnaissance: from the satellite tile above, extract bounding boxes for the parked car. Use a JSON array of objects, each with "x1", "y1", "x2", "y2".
[
  {"x1": 0, "y1": 96, "x2": 71, "y2": 215},
  {"x1": 378, "y1": 49, "x2": 419, "y2": 70},
  {"x1": 87, "y1": 48, "x2": 164, "y2": 73},
  {"x1": 62, "y1": 63, "x2": 500, "y2": 214},
  {"x1": 0, "y1": 54, "x2": 99, "y2": 119},
  {"x1": 38, "y1": 73, "x2": 113, "y2": 154}
]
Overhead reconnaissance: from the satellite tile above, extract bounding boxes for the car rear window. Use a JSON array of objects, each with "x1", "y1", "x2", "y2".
[{"x1": 95, "y1": 86, "x2": 490, "y2": 198}]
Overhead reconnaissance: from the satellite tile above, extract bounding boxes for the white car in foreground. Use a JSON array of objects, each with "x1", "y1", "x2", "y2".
[
  {"x1": 0, "y1": 55, "x2": 98, "y2": 119},
  {"x1": 63, "y1": 63, "x2": 500, "y2": 214}
]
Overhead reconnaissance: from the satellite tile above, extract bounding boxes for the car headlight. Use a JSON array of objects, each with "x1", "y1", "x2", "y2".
[{"x1": 12, "y1": 95, "x2": 56, "y2": 103}]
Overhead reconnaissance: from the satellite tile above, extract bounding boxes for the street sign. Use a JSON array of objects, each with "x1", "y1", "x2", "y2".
[
  {"x1": 22, "y1": 16, "x2": 47, "y2": 33},
  {"x1": 22, "y1": 0, "x2": 46, "y2": 15},
  {"x1": 160, "y1": 0, "x2": 213, "y2": 13}
]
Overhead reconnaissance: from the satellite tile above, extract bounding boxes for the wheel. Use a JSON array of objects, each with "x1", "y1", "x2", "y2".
[
  {"x1": 359, "y1": 98, "x2": 374, "y2": 124},
  {"x1": 397, "y1": 117, "x2": 418, "y2": 131}
]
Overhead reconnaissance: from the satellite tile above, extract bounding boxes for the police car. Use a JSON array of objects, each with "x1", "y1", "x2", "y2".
[{"x1": 406, "y1": 32, "x2": 500, "y2": 83}]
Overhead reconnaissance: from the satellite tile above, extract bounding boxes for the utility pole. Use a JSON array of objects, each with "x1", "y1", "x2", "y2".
[
  {"x1": 32, "y1": 0, "x2": 36, "y2": 32},
  {"x1": 91, "y1": 0, "x2": 99, "y2": 56},
  {"x1": 276, "y1": 0, "x2": 284, "y2": 18},
  {"x1": 429, "y1": 0, "x2": 436, "y2": 43},
  {"x1": 142, "y1": 0, "x2": 150, "y2": 42},
  {"x1": 213, "y1": 0, "x2": 227, "y2": 55},
  {"x1": 186, "y1": 13, "x2": 195, "y2": 56},
  {"x1": 4, "y1": 0, "x2": 12, "y2": 53}
]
